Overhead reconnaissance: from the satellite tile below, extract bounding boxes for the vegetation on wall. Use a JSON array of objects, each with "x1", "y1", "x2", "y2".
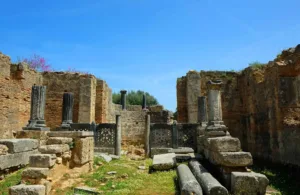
[
  {"x1": 248, "y1": 61, "x2": 266, "y2": 69},
  {"x1": 112, "y1": 90, "x2": 159, "y2": 106}
]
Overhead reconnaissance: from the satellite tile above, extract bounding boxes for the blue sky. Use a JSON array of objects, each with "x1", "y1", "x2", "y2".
[{"x1": 1, "y1": 0, "x2": 300, "y2": 111}]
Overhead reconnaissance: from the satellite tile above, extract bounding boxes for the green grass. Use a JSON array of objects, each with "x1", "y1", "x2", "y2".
[
  {"x1": 80, "y1": 156, "x2": 178, "y2": 195},
  {"x1": 251, "y1": 162, "x2": 300, "y2": 195},
  {"x1": 0, "y1": 169, "x2": 23, "y2": 195}
]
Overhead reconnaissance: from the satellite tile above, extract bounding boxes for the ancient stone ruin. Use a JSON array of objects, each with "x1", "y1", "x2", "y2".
[{"x1": 3, "y1": 45, "x2": 300, "y2": 194}]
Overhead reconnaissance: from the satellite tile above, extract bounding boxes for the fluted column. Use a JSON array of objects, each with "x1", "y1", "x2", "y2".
[
  {"x1": 23, "y1": 85, "x2": 49, "y2": 131},
  {"x1": 115, "y1": 115, "x2": 122, "y2": 156},
  {"x1": 61, "y1": 92, "x2": 74, "y2": 129},
  {"x1": 206, "y1": 80, "x2": 227, "y2": 133}
]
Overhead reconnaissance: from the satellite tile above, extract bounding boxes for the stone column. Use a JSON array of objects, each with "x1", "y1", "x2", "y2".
[
  {"x1": 23, "y1": 85, "x2": 50, "y2": 131},
  {"x1": 145, "y1": 114, "x2": 151, "y2": 157},
  {"x1": 186, "y1": 71, "x2": 201, "y2": 123},
  {"x1": 61, "y1": 92, "x2": 74, "y2": 129},
  {"x1": 198, "y1": 96, "x2": 208, "y2": 126},
  {"x1": 206, "y1": 80, "x2": 227, "y2": 133},
  {"x1": 142, "y1": 93, "x2": 147, "y2": 110},
  {"x1": 115, "y1": 115, "x2": 122, "y2": 156},
  {"x1": 172, "y1": 121, "x2": 178, "y2": 149},
  {"x1": 120, "y1": 90, "x2": 127, "y2": 110}
]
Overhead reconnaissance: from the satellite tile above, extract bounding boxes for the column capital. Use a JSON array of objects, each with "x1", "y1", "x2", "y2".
[
  {"x1": 120, "y1": 90, "x2": 127, "y2": 94},
  {"x1": 206, "y1": 80, "x2": 223, "y2": 90}
]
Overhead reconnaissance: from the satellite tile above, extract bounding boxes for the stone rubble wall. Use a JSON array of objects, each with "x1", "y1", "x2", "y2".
[{"x1": 177, "y1": 44, "x2": 300, "y2": 166}]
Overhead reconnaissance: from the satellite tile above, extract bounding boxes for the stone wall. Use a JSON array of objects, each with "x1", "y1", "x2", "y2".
[
  {"x1": 177, "y1": 44, "x2": 300, "y2": 166},
  {"x1": 0, "y1": 53, "x2": 43, "y2": 138}
]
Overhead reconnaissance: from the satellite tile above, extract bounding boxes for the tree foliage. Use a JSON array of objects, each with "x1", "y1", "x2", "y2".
[
  {"x1": 248, "y1": 61, "x2": 265, "y2": 69},
  {"x1": 112, "y1": 90, "x2": 159, "y2": 106}
]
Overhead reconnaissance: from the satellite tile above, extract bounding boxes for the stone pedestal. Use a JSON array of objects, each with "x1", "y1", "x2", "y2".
[
  {"x1": 61, "y1": 92, "x2": 74, "y2": 129},
  {"x1": 23, "y1": 85, "x2": 50, "y2": 131},
  {"x1": 206, "y1": 80, "x2": 227, "y2": 132},
  {"x1": 120, "y1": 90, "x2": 127, "y2": 110}
]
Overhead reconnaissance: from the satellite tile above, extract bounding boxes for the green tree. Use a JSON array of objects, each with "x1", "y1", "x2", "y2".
[
  {"x1": 112, "y1": 90, "x2": 159, "y2": 106},
  {"x1": 248, "y1": 61, "x2": 265, "y2": 69}
]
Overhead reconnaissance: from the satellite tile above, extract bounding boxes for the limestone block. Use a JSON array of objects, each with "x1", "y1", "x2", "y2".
[
  {"x1": 0, "y1": 150, "x2": 39, "y2": 171},
  {"x1": 22, "y1": 168, "x2": 49, "y2": 179},
  {"x1": 170, "y1": 147, "x2": 194, "y2": 154},
  {"x1": 29, "y1": 154, "x2": 56, "y2": 168},
  {"x1": 72, "y1": 137, "x2": 94, "y2": 165},
  {"x1": 205, "y1": 131, "x2": 227, "y2": 137},
  {"x1": 40, "y1": 179, "x2": 52, "y2": 195},
  {"x1": 94, "y1": 153, "x2": 112, "y2": 163},
  {"x1": 16, "y1": 131, "x2": 49, "y2": 146},
  {"x1": 150, "y1": 148, "x2": 172, "y2": 157},
  {"x1": 209, "y1": 152, "x2": 253, "y2": 167},
  {"x1": 48, "y1": 131, "x2": 94, "y2": 138},
  {"x1": 0, "y1": 139, "x2": 38, "y2": 153},
  {"x1": 205, "y1": 137, "x2": 241, "y2": 152},
  {"x1": 152, "y1": 153, "x2": 176, "y2": 170},
  {"x1": 39, "y1": 144, "x2": 70, "y2": 154},
  {"x1": 9, "y1": 184, "x2": 45, "y2": 195},
  {"x1": 46, "y1": 137, "x2": 73, "y2": 145},
  {"x1": 0, "y1": 144, "x2": 8, "y2": 155},
  {"x1": 188, "y1": 160, "x2": 228, "y2": 195},
  {"x1": 231, "y1": 172, "x2": 269, "y2": 195},
  {"x1": 177, "y1": 164, "x2": 203, "y2": 195}
]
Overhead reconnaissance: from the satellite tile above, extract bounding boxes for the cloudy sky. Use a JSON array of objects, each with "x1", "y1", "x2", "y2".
[{"x1": 1, "y1": 0, "x2": 300, "y2": 111}]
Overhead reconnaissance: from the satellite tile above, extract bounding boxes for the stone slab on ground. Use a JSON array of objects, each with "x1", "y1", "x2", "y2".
[
  {"x1": 22, "y1": 167, "x2": 49, "y2": 179},
  {"x1": 29, "y1": 154, "x2": 56, "y2": 168},
  {"x1": 94, "y1": 147, "x2": 115, "y2": 155},
  {"x1": 94, "y1": 153, "x2": 112, "y2": 163},
  {"x1": 9, "y1": 184, "x2": 45, "y2": 195},
  {"x1": 48, "y1": 131, "x2": 94, "y2": 138},
  {"x1": 0, "y1": 149, "x2": 39, "y2": 171},
  {"x1": 209, "y1": 151, "x2": 253, "y2": 167},
  {"x1": 46, "y1": 137, "x2": 73, "y2": 145},
  {"x1": 150, "y1": 148, "x2": 172, "y2": 157},
  {"x1": 0, "y1": 139, "x2": 38, "y2": 153},
  {"x1": 188, "y1": 160, "x2": 228, "y2": 195},
  {"x1": 177, "y1": 164, "x2": 203, "y2": 195},
  {"x1": 109, "y1": 154, "x2": 120, "y2": 160},
  {"x1": 152, "y1": 153, "x2": 177, "y2": 170},
  {"x1": 205, "y1": 137, "x2": 241, "y2": 152},
  {"x1": 170, "y1": 147, "x2": 194, "y2": 154},
  {"x1": 231, "y1": 172, "x2": 269, "y2": 195},
  {"x1": 39, "y1": 144, "x2": 70, "y2": 154},
  {"x1": 74, "y1": 186, "x2": 100, "y2": 195}
]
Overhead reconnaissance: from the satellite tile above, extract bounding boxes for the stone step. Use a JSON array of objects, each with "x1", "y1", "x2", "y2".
[
  {"x1": 176, "y1": 153, "x2": 203, "y2": 162},
  {"x1": 39, "y1": 144, "x2": 70, "y2": 154},
  {"x1": 208, "y1": 151, "x2": 253, "y2": 167},
  {"x1": 29, "y1": 154, "x2": 56, "y2": 168},
  {"x1": 9, "y1": 184, "x2": 45, "y2": 195},
  {"x1": 152, "y1": 153, "x2": 177, "y2": 170},
  {"x1": 151, "y1": 147, "x2": 195, "y2": 157},
  {"x1": 46, "y1": 137, "x2": 73, "y2": 145},
  {"x1": 205, "y1": 137, "x2": 241, "y2": 152},
  {"x1": 0, "y1": 139, "x2": 38, "y2": 153},
  {"x1": 22, "y1": 167, "x2": 49, "y2": 179}
]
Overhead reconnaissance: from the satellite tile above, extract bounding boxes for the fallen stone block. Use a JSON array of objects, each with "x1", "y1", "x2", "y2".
[
  {"x1": 152, "y1": 153, "x2": 176, "y2": 170},
  {"x1": 0, "y1": 144, "x2": 8, "y2": 155},
  {"x1": 188, "y1": 160, "x2": 228, "y2": 195},
  {"x1": 177, "y1": 164, "x2": 203, "y2": 195},
  {"x1": 22, "y1": 167, "x2": 49, "y2": 179},
  {"x1": 72, "y1": 137, "x2": 94, "y2": 165},
  {"x1": 29, "y1": 154, "x2": 56, "y2": 168},
  {"x1": 205, "y1": 137, "x2": 241, "y2": 152},
  {"x1": 170, "y1": 147, "x2": 194, "y2": 154},
  {"x1": 74, "y1": 186, "x2": 100, "y2": 195},
  {"x1": 39, "y1": 144, "x2": 70, "y2": 154},
  {"x1": 231, "y1": 172, "x2": 269, "y2": 195},
  {"x1": 150, "y1": 148, "x2": 172, "y2": 157},
  {"x1": 9, "y1": 184, "x2": 45, "y2": 195},
  {"x1": 209, "y1": 152, "x2": 253, "y2": 167},
  {"x1": 0, "y1": 150, "x2": 39, "y2": 171},
  {"x1": 94, "y1": 153, "x2": 112, "y2": 163},
  {"x1": 0, "y1": 139, "x2": 38, "y2": 153},
  {"x1": 46, "y1": 137, "x2": 73, "y2": 145}
]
